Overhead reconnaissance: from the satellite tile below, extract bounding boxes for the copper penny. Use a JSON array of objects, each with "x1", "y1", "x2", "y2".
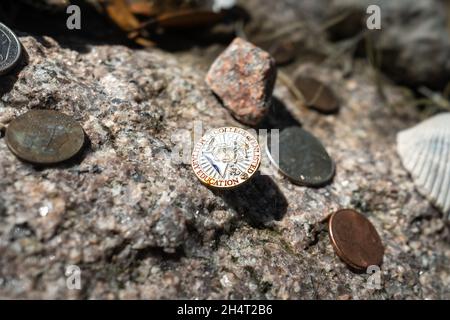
[
  {"x1": 295, "y1": 76, "x2": 339, "y2": 113},
  {"x1": 5, "y1": 109, "x2": 85, "y2": 165},
  {"x1": 328, "y1": 209, "x2": 384, "y2": 271}
]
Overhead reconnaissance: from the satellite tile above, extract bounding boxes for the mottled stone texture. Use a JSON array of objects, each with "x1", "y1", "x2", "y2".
[
  {"x1": 206, "y1": 38, "x2": 277, "y2": 126},
  {"x1": 0, "y1": 34, "x2": 448, "y2": 299}
]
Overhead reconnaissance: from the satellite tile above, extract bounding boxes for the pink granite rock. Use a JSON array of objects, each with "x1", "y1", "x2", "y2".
[{"x1": 206, "y1": 37, "x2": 277, "y2": 126}]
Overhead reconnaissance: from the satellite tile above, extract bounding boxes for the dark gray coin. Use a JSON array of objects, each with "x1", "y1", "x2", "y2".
[
  {"x1": 0, "y1": 22, "x2": 22, "y2": 75},
  {"x1": 5, "y1": 110, "x2": 85, "y2": 165},
  {"x1": 266, "y1": 126, "x2": 335, "y2": 187}
]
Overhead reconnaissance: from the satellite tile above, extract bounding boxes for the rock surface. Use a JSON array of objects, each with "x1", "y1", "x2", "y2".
[
  {"x1": 206, "y1": 37, "x2": 277, "y2": 126},
  {"x1": 0, "y1": 34, "x2": 448, "y2": 299}
]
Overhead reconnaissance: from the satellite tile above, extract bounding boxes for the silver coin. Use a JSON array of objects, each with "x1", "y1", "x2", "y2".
[
  {"x1": 191, "y1": 127, "x2": 261, "y2": 189},
  {"x1": 5, "y1": 109, "x2": 85, "y2": 165},
  {"x1": 266, "y1": 126, "x2": 335, "y2": 187},
  {"x1": 0, "y1": 22, "x2": 22, "y2": 75}
]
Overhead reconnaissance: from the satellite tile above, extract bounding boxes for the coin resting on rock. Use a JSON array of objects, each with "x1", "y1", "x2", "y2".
[
  {"x1": 328, "y1": 209, "x2": 384, "y2": 271},
  {"x1": 191, "y1": 127, "x2": 261, "y2": 189},
  {"x1": 5, "y1": 110, "x2": 85, "y2": 165},
  {"x1": 266, "y1": 126, "x2": 335, "y2": 187},
  {"x1": 295, "y1": 76, "x2": 339, "y2": 114},
  {"x1": 0, "y1": 22, "x2": 22, "y2": 75}
]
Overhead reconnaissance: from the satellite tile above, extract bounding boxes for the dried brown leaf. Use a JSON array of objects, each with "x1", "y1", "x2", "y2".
[
  {"x1": 156, "y1": 10, "x2": 224, "y2": 29},
  {"x1": 105, "y1": 0, "x2": 141, "y2": 32}
]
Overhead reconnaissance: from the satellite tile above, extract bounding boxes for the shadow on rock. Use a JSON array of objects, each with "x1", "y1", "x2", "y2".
[
  {"x1": 257, "y1": 96, "x2": 301, "y2": 131},
  {"x1": 215, "y1": 173, "x2": 288, "y2": 227}
]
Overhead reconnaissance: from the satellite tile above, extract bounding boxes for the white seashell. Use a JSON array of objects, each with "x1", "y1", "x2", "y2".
[{"x1": 397, "y1": 113, "x2": 450, "y2": 219}]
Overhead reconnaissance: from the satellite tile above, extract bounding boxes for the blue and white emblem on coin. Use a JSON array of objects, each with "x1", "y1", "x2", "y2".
[{"x1": 191, "y1": 127, "x2": 261, "y2": 188}]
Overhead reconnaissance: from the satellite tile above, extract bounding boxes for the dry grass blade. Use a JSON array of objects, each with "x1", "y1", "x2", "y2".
[
  {"x1": 418, "y1": 87, "x2": 450, "y2": 112},
  {"x1": 277, "y1": 71, "x2": 306, "y2": 107},
  {"x1": 308, "y1": 83, "x2": 325, "y2": 106},
  {"x1": 364, "y1": 32, "x2": 387, "y2": 101},
  {"x1": 252, "y1": 22, "x2": 305, "y2": 44},
  {"x1": 295, "y1": 77, "x2": 339, "y2": 113},
  {"x1": 324, "y1": 30, "x2": 366, "y2": 65},
  {"x1": 318, "y1": 11, "x2": 353, "y2": 32}
]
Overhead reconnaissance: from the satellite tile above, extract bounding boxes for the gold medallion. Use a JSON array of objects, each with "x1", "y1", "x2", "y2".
[{"x1": 191, "y1": 127, "x2": 261, "y2": 189}]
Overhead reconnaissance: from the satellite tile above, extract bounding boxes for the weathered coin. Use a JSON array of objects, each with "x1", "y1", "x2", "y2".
[
  {"x1": 328, "y1": 209, "x2": 384, "y2": 271},
  {"x1": 0, "y1": 22, "x2": 22, "y2": 75},
  {"x1": 191, "y1": 127, "x2": 261, "y2": 189},
  {"x1": 266, "y1": 126, "x2": 335, "y2": 187},
  {"x1": 295, "y1": 76, "x2": 339, "y2": 113},
  {"x1": 5, "y1": 110, "x2": 85, "y2": 165}
]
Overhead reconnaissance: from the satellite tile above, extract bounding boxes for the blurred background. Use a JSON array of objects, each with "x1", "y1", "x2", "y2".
[{"x1": 1, "y1": 0, "x2": 449, "y2": 106}]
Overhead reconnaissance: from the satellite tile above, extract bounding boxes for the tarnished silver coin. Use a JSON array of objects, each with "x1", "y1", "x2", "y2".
[
  {"x1": 191, "y1": 127, "x2": 261, "y2": 189},
  {"x1": 5, "y1": 109, "x2": 85, "y2": 165},
  {"x1": 266, "y1": 126, "x2": 335, "y2": 187},
  {"x1": 0, "y1": 22, "x2": 22, "y2": 75}
]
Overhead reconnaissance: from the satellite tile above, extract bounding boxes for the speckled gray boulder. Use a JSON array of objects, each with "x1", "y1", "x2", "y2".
[{"x1": 0, "y1": 35, "x2": 448, "y2": 299}]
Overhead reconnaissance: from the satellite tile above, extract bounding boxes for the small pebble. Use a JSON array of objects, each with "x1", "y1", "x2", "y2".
[{"x1": 206, "y1": 37, "x2": 277, "y2": 126}]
